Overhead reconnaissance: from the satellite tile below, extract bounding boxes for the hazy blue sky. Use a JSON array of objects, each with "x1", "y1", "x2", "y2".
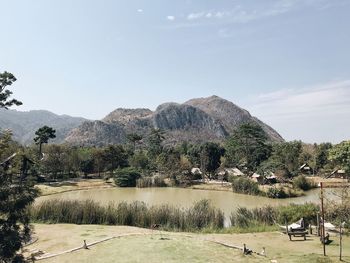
[{"x1": 1, "y1": 0, "x2": 350, "y2": 143}]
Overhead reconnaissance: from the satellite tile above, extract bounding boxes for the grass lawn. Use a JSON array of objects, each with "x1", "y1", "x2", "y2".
[{"x1": 24, "y1": 224, "x2": 350, "y2": 263}]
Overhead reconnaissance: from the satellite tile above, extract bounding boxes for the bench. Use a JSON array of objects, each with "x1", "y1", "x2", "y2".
[{"x1": 287, "y1": 230, "x2": 308, "y2": 240}]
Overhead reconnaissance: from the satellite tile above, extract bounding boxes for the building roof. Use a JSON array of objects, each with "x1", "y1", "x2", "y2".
[
  {"x1": 0, "y1": 153, "x2": 17, "y2": 166},
  {"x1": 226, "y1": 167, "x2": 244, "y2": 176},
  {"x1": 252, "y1": 173, "x2": 261, "y2": 178}
]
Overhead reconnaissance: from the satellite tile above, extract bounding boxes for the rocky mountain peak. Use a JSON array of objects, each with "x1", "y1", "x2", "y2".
[{"x1": 1, "y1": 96, "x2": 284, "y2": 146}]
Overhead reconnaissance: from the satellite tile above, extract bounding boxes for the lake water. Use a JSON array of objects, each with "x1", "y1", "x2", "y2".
[{"x1": 36, "y1": 187, "x2": 341, "y2": 224}]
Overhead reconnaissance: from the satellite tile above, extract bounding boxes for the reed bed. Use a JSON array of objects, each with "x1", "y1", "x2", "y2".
[
  {"x1": 30, "y1": 199, "x2": 224, "y2": 231},
  {"x1": 230, "y1": 203, "x2": 320, "y2": 228},
  {"x1": 136, "y1": 176, "x2": 166, "y2": 188}
]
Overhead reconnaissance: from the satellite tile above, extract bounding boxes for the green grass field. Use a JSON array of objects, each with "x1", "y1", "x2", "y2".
[{"x1": 24, "y1": 224, "x2": 349, "y2": 263}]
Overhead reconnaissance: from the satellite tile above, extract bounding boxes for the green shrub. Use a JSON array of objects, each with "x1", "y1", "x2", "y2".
[
  {"x1": 277, "y1": 203, "x2": 319, "y2": 226},
  {"x1": 231, "y1": 177, "x2": 261, "y2": 195},
  {"x1": 114, "y1": 167, "x2": 141, "y2": 187},
  {"x1": 293, "y1": 175, "x2": 314, "y2": 191},
  {"x1": 266, "y1": 187, "x2": 288, "y2": 198}
]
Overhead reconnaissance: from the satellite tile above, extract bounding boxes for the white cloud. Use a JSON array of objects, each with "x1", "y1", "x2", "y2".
[
  {"x1": 254, "y1": 80, "x2": 350, "y2": 112},
  {"x1": 167, "y1": 15, "x2": 175, "y2": 21},
  {"x1": 247, "y1": 80, "x2": 350, "y2": 143},
  {"x1": 181, "y1": 0, "x2": 340, "y2": 27},
  {"x1": 137, "y1": 9, "x2": 143, "y2": 13},
  {"x1": 187, "y1": 12, "x2": 206, "y2": 20}
]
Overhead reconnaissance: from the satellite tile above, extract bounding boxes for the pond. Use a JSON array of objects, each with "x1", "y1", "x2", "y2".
[{"x1": 36, "y1": 187, "x2": 341, "y2": 225}]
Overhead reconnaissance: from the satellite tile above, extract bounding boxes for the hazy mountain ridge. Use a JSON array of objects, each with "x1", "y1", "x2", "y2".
[
  {"x1": 66, "y1": 96, "x2": 284, "y2": 145},
  {"x1": 0, "y1": 109, "x2": 87, "y2": 145}
]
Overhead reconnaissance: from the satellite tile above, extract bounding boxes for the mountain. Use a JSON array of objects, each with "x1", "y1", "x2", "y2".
[
  {"x1": 184, "y1": 96, "x2": 282, "y2": 142},
  {"x1": 65, "y1": 96, "x2": 284, "y2": 145},
  {"x1": 0, "y1": 109, "x2": 87, "y2": 145}
]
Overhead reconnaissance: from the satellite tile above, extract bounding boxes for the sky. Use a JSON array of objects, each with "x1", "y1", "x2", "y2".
[{"x1": 1, "y1": 0, "x2": 350, "y2": 143}]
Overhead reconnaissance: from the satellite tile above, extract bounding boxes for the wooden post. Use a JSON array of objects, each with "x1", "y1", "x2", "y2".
[
  {"x1": 83, "y1": 240, "x2": 88, "y2": 249},
  {"x1": 316, "y1": 212, "x2": 320, "y2": 236},
  {"x1": 339, "y1": 222, "x2": 344, "y2": 261},
  {"x1": 320, "y1": 182, "x2": 326, "y2": 256}
]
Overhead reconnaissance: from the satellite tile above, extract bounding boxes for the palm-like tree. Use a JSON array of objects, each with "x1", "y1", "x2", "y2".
[
  {"x1": 0, "y1": 71, "x2": 22, "y2": 109},
  {"x1": 34, "y1": 126, "x2": 56, "y2": 157}
]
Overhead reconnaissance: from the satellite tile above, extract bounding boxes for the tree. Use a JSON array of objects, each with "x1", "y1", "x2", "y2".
[
  {"x1": 315, "y1": 143, "x2": 332, "y2": 171},
  {"x1": 114, "y1": 167, "x2": 141, "y2": 187},
  {"x1": 187, "y1": 144, "x2": 201, "y2": 167},
  {"x1": 0, "y1": 166, "x2": 38, "y2": 262},
  {"x1": 263, "y1": 141, "x2": 302, "y2": 178},
  {"x1": 129, "y1": 151, "x2": 149, "y2": 171},
  {"x1": 126, "y1": 133, "x2": 143, "y2": 152},
  {"x1": 0, "y1": 72, "x2": 38, "y2": 262},
  {"x1": 147, "y1": 128, "x2": 165, "y2": 158},
  {"x1": 92, "y1": 148, "x2": 106, "y2": 177},
  {"x1": 225, "y1": 123, "x2": 271, "y2": 171},
  {"x1": 156, "y1": 147, "x2": 181, "y2": 178},
  {"x1": 103, "y1": 145, "x2": 128, "y2": 174},
  {"x1": 0, "y1": 71, "x2": 22, "y2": 109},
  {"x1": 329, "y1": 141, "x2": 350, "y2": 177},
  {"x1": 200, "y1": 142, "x2": 225, "y2": 179},
  {"x1": 33, "y1": 126, "x2": 56, "y2": 156},
  {"x1": 40, "y1": 144, "x2": 64, "y2": 179}
]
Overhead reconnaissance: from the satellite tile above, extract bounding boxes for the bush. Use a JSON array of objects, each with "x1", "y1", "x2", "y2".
[
  {"x1": 230, "y1": 203, "x2": 320, "y2": 229},
  {"x1": 325, "y1": 202, "x2": 350, "y2": 226},
  {"x1": 231, "y1": 177, "x2": 261, "y2": 195},
  {"x1": 266, "y1": 187, "x2": 288, "y2": 199},
  {"x1": 114, "y1": 167, "x2": 141, "y2": 187},
  {"x1": 293, "y1": 175, "x2": 314, "y2": 191},
  {"x1": 277, "y1": 203, "x2": 319, "y2": 226}
]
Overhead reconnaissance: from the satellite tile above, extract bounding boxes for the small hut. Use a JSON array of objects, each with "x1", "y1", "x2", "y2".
[
  {"x1": 326, "y1": 169, "x2": 346, "y2": 179},
  {"x1": 191, "y1": 168, "x2": 203, "y2": 180},
  {"x1": 251, "y1": 173, "x2": 264, "y2": 184},
  {"x1": 266, "y1": 172, "x2": 277, "y2": 184},
  {"x1": 218, "y1": 167, "x2": 244, "y2": 177},
  {"x1": 299, "y1": 163, "x2": 313, "y2": 175},
  {"x1": 226, "y1": 168, "x2": 244, "y2": 177}
]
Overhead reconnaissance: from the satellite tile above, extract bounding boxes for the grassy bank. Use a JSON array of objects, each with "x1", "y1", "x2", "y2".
[{"x1": 35, "y1": 179, "x2": 114, "y2": 196}]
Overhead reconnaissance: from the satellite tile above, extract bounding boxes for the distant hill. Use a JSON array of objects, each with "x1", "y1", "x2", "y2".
[
  {"x1": 0, "y1": 109, "x2": 87, "y2": 145},
  {"x1": 65, "y1": 95, "x2": 284, "y2": 145}
]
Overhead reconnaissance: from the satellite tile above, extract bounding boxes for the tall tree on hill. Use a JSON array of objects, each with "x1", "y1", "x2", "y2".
[
  {"x1": 0, "y1": 72, "x2": 38, "y2": 263},
  {"x1": 34, "y1": 126, "x2": 56, "y2": 157},
  {"x1": 126, "y1": 133, "x2": 143, "y2": 152},
  {"x1": 225, "y1": 123, "x2": 271, "y2": 171},
  {"x1": 147, "y1": 128, "x2": 165, "y2": 159}
]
